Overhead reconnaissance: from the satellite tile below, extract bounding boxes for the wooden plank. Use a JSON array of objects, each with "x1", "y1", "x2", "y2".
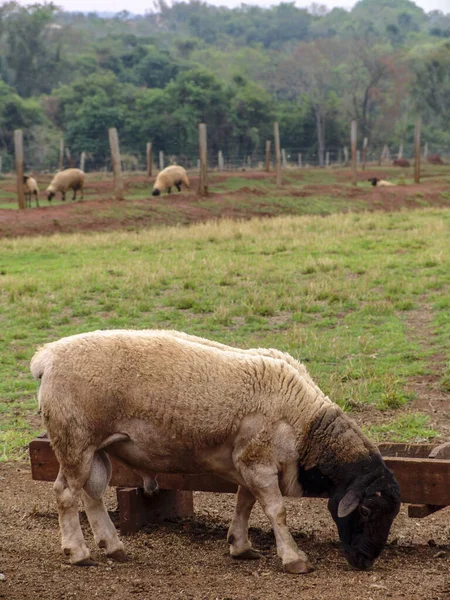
[
  {"x1": 428, "y1": 441, "x2": 450, "y2": 460},
  {"x1": 29, "y1": 438, "x2": 450, "y2": 505},
  {"x1": 384, "y1": 457, "x2": 450, "y2": 505},
  {"x1": 377, "y1": 443, "x2": 436, "y2": 458},
  {"x1": 407, "y1": 504, "x2": 446, "y2": 519},
  {"x1": 116, "y1": 487, "x2": 194, "y2": 535}
]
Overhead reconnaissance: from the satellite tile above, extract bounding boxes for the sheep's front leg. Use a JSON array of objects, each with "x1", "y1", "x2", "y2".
[
  {"x1": 227, "y1": 486, "x2": 261, "y2": 559},
  {"x1": 54, "y1": 470, "x2": 93, "y2": 565},
  {"x1": 243, "y1": 471, "x2": 313, "y2": 574}
]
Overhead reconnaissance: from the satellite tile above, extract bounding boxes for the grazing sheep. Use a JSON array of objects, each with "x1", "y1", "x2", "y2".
[
  {"x1": 152, "y1": 165, "x2": 190, "y2": 196},
  {"x1": 31, "y1": 330, "x2": 400, "y2": 573},
  {"x1": 45, "y1": 168, "x2": 85, "y2": 202},
  {"x1": 23, "y1": 175, "x2": 39, "y2": 207},
  {"x1": 427, "y1": 154, "x2": 444, "y2": 165},
  {"x1": 368, "y1": 178, "x2": 396, "y2": 187},
  {"x1": 392, "y1": 159, "x2": 410, "y2": 167}
]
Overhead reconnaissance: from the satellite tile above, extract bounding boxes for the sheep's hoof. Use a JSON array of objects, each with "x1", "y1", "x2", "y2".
[
  {"x1": 284, "y1": 559, "x2": 314, "y2": 574},
  {"x1": 232, "y1": 548, "x2": 262, "y2": 560},
  {"x1": 74, "y1": 558, "x2": 98, "y2": 567},
  {"x1": 107, "y1": 549, "x2": 130, "y2": 563}
]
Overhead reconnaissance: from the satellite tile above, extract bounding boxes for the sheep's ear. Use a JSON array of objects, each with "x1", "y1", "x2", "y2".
[{"x1": 338, "y1": 489, "x2": 361, "y2": 518}]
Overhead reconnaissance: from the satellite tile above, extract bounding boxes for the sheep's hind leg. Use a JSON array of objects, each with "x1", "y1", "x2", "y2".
[
  {"x1": 81, "y1": 450, "x2": 128, "y2": 562},
  {"x1": 54, "y1": 468, "x2": 94, "y2": 565},
  {"x1": 227, "y1": 486, "x2": 261, "y2": 559}
]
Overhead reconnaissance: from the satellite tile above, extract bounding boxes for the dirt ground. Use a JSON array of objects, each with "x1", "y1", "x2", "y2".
[
  {"x1": 1, "y1": 169, "x2": 449, "y2": 599},
  {"x1": 1, "y1": 462, "x2": 449, "y2": 600},
  {"x1": 1, "y1": 170, "x2": 450, "y2": 237}
]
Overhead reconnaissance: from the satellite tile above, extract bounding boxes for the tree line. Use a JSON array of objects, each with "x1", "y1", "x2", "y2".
[{"x1": 0, "y1": 0, "x2": 449, "y2": 171}]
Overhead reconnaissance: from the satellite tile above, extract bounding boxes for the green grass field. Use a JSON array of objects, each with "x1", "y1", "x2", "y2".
[{"x1": 1, "y1": 207, "x2": 449, "y2": 460}]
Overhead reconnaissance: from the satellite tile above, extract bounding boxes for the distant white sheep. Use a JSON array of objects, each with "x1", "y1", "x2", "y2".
[
  {"x1": 152, "y1": 165, "x2": 190, "y2": 196},
  {"x1": 31, "y1": 330, "x2": 400, "y2": 573},
  {"x1": 45, "y1": 168, "x2": 85, "y2": 202},
  {"x1": 23, "y1": 175, "x2": 39, "y2": 208},
  {"x1": 368, "y1": 177, "x2": 396, "y2": 187}
]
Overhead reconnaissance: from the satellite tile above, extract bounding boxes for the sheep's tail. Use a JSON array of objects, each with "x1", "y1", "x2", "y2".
[
  {"x1": 31, "y1": 345, "x2": 55, "y2": 409},
  {"x1": 182, "y1": 172, "x2": 190, "y2": 189}
]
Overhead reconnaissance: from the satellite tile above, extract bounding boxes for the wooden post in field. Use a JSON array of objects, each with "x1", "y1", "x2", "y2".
[
  {"x1": 423, "y1": 142, "x2": 428, "y2": 161},
  {"x1": 159, "y1": 151, "x2": 164, "y2": 171},
  {"x1": 146, "y1": 142, "x2": 153, "y2": 177},
  {"x1": 325, "y1": 151, "x2": 330, "y2": 168},
  {"x1": 65, "y1": 147, "x2": 73, "y2": 168},
  {"x1": 14, "y1": 129, "x2": 25, "y2": 210},
  {"x1": 343, "y1": 146, "x2": 349, "y2": 166},
  {"x1": 274, "y1": 121, "x2": 282, "y2": 186},
  {"x1": 59, "y1": 137, "x2": 64, "y2": 171},
  {"x1": 281, "y1": 149, "x2": 287, "y2": 169},
  {"x1": 362, "y1": 137, "x2": 368, "y2": 170},
  {"x1": 351, "y1": 120, "x2": 357, "y2": 186},
  {"x1": 414, "y1": 119, "x2": 421, "y2": 184},
  {"x1": 198, "y1": 123, "x2": 208, "y2": 196},
  {"x1": 398, "y1": 143, "x2": 403, "y2": 160},
  {"x1": 108, "y1": 127, "x2": 124, "y2": 201},
  {"x1": 298, "y1": 153, "x2": 302, "y2": 168},
  {"x1": 265, "y1": 140, "x2": 271, "y2": 172},
  {"x1": 0, "y1": 156, "x2": 2, "y2": 174},
  {"x1": 80, "y1": 152, "x2": 86, "y2": 172},
  {"x1": 218, "y1": 150, "x2": 224, "y2": 171}
]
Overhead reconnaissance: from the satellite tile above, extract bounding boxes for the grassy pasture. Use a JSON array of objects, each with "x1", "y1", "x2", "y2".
[{"x1": 1, "y1": 207, "x2": 449, "y2": 460}]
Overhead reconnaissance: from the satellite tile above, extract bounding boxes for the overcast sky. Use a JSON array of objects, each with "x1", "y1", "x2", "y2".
[{"x1": 20, "y1": 0, "x2": 450, "y2": 15}]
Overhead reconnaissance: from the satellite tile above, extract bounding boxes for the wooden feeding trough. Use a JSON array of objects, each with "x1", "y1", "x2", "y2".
[{"x1": 29, "y1": 435, "x2": 450, "y2": 535}]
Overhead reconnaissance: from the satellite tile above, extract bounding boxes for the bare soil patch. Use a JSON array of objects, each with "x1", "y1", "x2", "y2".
[
  {"x1": 1, "y1": 171, "x2": 449, "y2": 238},
  {"x1": 1, "y1": 462, "x2": 449, "y2": 600}
]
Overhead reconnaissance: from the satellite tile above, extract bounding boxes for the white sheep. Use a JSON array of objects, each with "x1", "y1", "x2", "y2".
[
  {"x1": 152, "y1": 165, "x2": 190, "y2": 196},
  {"x1": 23, "y1": 175, "x2": 39, "y2": 208},
  {"x1": 368, "y1": 177, "x2": 395, "y2": 187},
  {"x1": 31, "y1": 330, "x2": 400, "y2": 573},
  {"x1": 45, "y1": 168, "x2": 85, "y2": 202}
]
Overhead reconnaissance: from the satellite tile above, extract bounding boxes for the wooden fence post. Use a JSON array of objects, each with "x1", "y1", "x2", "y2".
[
  {"x1": 59, "y1": 137, "x2": 64, "y2": 171},
  {"x1": 146, "y1": 142, "x2": 153, "y2": 177},
  {"x1": 0, "y1": 156, "x2": 2, "y2": 175},
  {"x1": 362, "y1": 137, "x2": 368, "y2": 170},
  {"x1": 80, "y1": 152, "x2": 86, "y2": 172},
  {"x1": 265, "y1": 140, "x2": 271, "y2": 172},
  {"x1": 281, "y1": 148, "x2": 287, "y2": 169},
  {"x1": 14, "y1": 129, "x2": 25, "y2": 210},
  {"x1": 343, "y1": 146, "x2": 349, "y2": 166},
  {"x1": 108, "y1": 127, "x2": 124, "y2": 201},
  {"x1": 159, "y1": 151, "x2": 164, "y2": 171},
  {"x1": 423, "y1": 142, "x2": 428, "y2": 161},
  {"x1": 398, "y1": 143, "x2": 403, "y2": 160},
  {"x1": 198, "y1": 123, "x2": 208, "y2": 196},
  {"x1": 414, "y1": 119, "x2": 421, "y2": 184},
  {"x1": 298, "y1": 153, "x2": 302, "y2": 168},
  {"x1": 325, "y1": 151, "x2": 330, "y2": 168},
  {"x1": 274, "y1": 121, "x2": 282, "y2": 186},
  {"x1": 218, "y1": 150, "x2": 224, "y2": 171},
  {"x1": 351, "y1": 120, "x2": 357, "y2": 186},
  {"x1": 65, "y1": 147, "x2": 73, "y2": 168}
]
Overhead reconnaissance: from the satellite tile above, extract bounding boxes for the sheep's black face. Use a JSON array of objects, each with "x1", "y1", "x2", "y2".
[
  {"x1": 328, "y1": 468, "x2": 400, "y2": 570},
  {"x1": 47, "y1": 191, "x2": 55, "y2": 201},
  {"x1": 152, "y1": 189, "x2": 160, "y2": 196},
  {"x1": 368, "y1": 178, "x2": 378, "y2": 186}
]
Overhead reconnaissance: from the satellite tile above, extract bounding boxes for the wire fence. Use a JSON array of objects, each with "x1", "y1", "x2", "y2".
[{"x1": 1, "y1": 143, "x2": 449, "y2": 175}]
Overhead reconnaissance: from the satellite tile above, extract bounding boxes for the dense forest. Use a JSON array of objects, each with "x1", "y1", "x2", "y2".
[{"x1": 0, "y1": 0, "x2": 449, "y2": 170}]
